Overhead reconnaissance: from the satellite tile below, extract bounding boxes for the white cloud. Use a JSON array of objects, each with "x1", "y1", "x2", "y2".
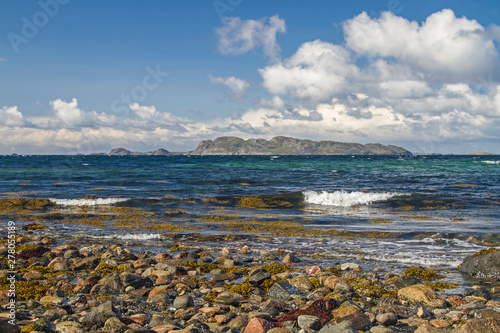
[
  {"x1": 343, "y1": 9, "x2": 498, "y2": 80},
  {"x1": 0, "y1": 106, "x2": 30, "y2": 127},
  {"x1": 259, "y1": 40, "x2": 359, "y2": 101},
  {"x1": 209, "y1": 75, "x2": 250, "y2": 96},
  {"x1": 216, "y1": 15, "x2": 286, "y2": 60}
]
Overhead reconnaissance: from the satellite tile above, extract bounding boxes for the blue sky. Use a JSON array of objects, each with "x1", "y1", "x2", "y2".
[{"x1": 1, "y1": 0, "x2": 499, "y2": 154}]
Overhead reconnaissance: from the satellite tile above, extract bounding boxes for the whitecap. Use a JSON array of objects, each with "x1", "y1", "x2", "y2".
[
  {"x1": 50, "y1": 197, "x2": 129, "y2": 206},
  {"x1": 303, "y1": 190, "x2": 403, "y2": 207}
]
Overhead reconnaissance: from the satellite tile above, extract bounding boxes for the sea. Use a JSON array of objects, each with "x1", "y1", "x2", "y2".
[{"x1": 1, "y1": 154, "x2": 499, "y2": 287}]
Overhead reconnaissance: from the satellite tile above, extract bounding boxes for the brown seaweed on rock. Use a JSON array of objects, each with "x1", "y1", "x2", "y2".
[{"x1": 274, "y1": 297, "x2": 337, "y2": 327}]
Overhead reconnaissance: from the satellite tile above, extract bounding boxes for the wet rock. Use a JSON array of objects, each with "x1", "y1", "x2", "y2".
[
  {"x1": 124, "y1": 330, "x2": 156, "y2": 333},
  {"x1": 23, "y1": 270, "x2": 44, "y2": 280},
  {"x1": 119, "y1": 253, "x2": 138, "y2": 261},
  {"x1": 377, "y1": 296, "x2": 399, "y2": 307},
  {"x1": 228, "y1": 316, "x2": 248, "y2": 330},
  {"x1": 64, "y1": 249, "x2": 81, "y2": 259},
  {"x1": 323, "y1": 276, "x2": 340, "y2": 290},
  {"x1": 215, "y1": 294, "x2": 239, "y2": 306},
  {"x1": 332, "y1": 305, "x2": 359, "y2": 320},
  {"x1": 337, "y1": 313, "x2": 371, "y2": 331},
  {"x1": 0, "y1": 318, "x2": 21, "y2": 333},
  {"x1": 81, "y1": 301, "x2": 121, "y2": 326},
  {"x1": 305, "y1": 265, "x2": 322, "y2": 275},
  {"x1": 460, "y1": 250, "x2": 500, "y2": 279},
  {"x1": 335, "y1": 279, "x2": 354, "y2": 293},
  {"x1": 370, "y1": 326, "x2": 397, "y2": 333},
  {"x1": 43, "y1": 307, "x2": 68, "y2": 321},
  {"x1": 283, "y1": 253, "x2": 300, "y2": 264},
  {"x1": 173, "y1": 295, "x2": 194, "y2": 309},
  {"x1": 259, "y1": 252, "x2": 278, "y2": 262},
  {"x1": 376, "y1": 312, "x2": 398, "y2": 326},
  {"x1": 212, "y1": 273, "x2": 231, "y2": 282},
  {"x1": 239, "y1": 245, "x2": 249, "y2": 254},
  {"x1": 413, "y1": 324, "x2": 447, "y2": 332},
  {"x1": 340, "y1": 263, "x2": 359, "y2": 271},
  {"x1": 120, "y1": 272, "x2": 154, "y2": 289},
  {"x1": 68, "y1": 294, "x2": 87, "y2": 306},
  {"x1": 133, "y1": 259, "x2": 153, "y2": 269},
  {"x1": 73, "y1": 256, "x2": 99, "y2": 270},
  {"x1": 297, "y1": 315, "x2": 322, "y2": 330},
  {"x1": 249, "y1": 268, "x2": 271, "y2": 284},
  {"x1": 39, "y1": 296, "x2": 63, "y2": 305},
  {"x1": 103, "y1": 317, "x2": 128, "y2": 333},
  {"x1": 55, "y1": 321, "x2": 83, "y2": 333},
  {"x1": 243, "y1": 318, "x2": 273, "y2": 333},
  {"x1": 267, "y1": 282, "x2": 300, "y2": 301},
  {"x1": 473, "y1": 287, "x2": 492, "y2": 300},
  {"x1": 397, "y1": 284, "x2": 445, "y2": 308},
  {"x1": 393, "y1": 275, "x2": 421, "y2": 289},
  {"x1": 319, "y1": 321, "x2": 356, "y2": 333},
  {"x1": 147, "y1": 293, "x2": 170, "y2": 304},
  {"x1": 476, "y1": 309, "x2": 500, "y2": 320},
  {"x1": 455, "y1": 318, "x2": 500, "y2": 333},
  {"x1": 291, "y1": 276, "x2": 314, "y2": 293},
  {"x1": 34, "y1": 318, "x2": 56, "y2": 332},
  {"x1": 410, "y1": 304, "x2": 431, "y2": 318}
]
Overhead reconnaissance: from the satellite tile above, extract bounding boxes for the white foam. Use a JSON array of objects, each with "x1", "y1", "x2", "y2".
[
  {"x1": 50, "y1": 197, "x2": 129, "y2": 206},
  {"x1": 93, "y1": 233, "x2": 161, "y2": 240},
  {"x1": 303, "y1": 190, "x2": 402, "y2": 207},
  {"x1": 482, "y1": 160, "x2": 500, "y2": 164}
]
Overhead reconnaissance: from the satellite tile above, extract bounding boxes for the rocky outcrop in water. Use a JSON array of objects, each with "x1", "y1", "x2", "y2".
[
  {"x1": 188, "y1": 136, "x2": 412, "y2": 155},
  {"x1": 108, "y1": 148, "x2": 171, "y2": 156},
  {"x1": 460, "y1": 250, "x2": 500, "y2": 279}
]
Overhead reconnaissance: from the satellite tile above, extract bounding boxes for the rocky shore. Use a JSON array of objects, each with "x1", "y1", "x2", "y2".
[{"x1": 1, "y1": 225, "x2": 499, "y2": 333}]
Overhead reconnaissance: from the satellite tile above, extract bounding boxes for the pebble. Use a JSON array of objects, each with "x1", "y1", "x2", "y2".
[{"x1": 7, "y1": 229, "x2": 500, "y2": 333}]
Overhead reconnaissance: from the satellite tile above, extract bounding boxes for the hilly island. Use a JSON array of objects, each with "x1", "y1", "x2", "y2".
[{"x1": 108, "y1": 136, "x2": 413, "y2": 156}]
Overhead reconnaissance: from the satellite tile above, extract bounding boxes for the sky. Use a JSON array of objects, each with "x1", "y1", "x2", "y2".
[{"x1": 1, "y1": 0, "x2": 499, "y2": 154}]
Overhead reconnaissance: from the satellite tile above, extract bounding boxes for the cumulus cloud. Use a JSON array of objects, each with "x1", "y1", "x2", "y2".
[
  {"x1": 343, "y1": 9, "x2": 498, "y2": 80},
  {"x1": 0, "y1": 106, "x2": 30, "y2": 127},
  {"x1": 216, "y1": 15, "x2": 286, "y2": 60},
  {"x1": 260, "y1": 40, "x2": 359, "y2": 101},
  {"x1": 209, "y1": 75, "x2": 250, "y2": 96}
]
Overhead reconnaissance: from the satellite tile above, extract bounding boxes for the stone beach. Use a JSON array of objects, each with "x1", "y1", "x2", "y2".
[{"x1": 1, "y1": 224, "x2": 500, "y2": 333}]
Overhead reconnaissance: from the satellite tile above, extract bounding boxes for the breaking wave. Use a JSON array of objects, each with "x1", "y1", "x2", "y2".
[
  {"x1": 49, "y1": 197, "x2": 130, "y2": 206},
  {"x1": 303, "y1": 190, "x2": 402, "y2": 207}
]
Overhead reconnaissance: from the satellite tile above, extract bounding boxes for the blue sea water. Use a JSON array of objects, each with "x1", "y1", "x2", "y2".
[{"x1": 1, "y1": 154, "x2": 499, "y2": 273}]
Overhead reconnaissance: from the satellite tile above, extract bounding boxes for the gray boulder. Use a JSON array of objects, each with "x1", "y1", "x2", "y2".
[
  {"x1": 81, "y1": 301, "x2": 121, "y2": 326},
  {"x1": 267, "y1": 282, "x2": 300, "y2": 301},
  {"x1": 460, "y1": 250, "x2": 500, "y2": 279}
]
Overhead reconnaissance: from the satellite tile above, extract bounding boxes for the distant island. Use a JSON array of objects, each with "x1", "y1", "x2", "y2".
[
  {"x1": 187, "y1": 136, "x2": 412, "y2": 155},
  {"x1": 107, "y1": 148, "x2": 172, "y2": 156},
  {"x1": 467, "y1": 152, "x2": 496, "y2": 156},
  {"x1": 106, "y1": 136, "x2": 413, "y2": 156}
]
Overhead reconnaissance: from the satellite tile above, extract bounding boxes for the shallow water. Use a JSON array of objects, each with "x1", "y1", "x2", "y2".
[{"x1": 1, "y1": 154, "x2": 499, "y2": 274}]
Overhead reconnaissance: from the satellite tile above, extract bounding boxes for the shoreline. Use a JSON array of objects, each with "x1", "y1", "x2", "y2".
[{"x1": 1, "y1": 223, "x2": 499, "y2": 333}]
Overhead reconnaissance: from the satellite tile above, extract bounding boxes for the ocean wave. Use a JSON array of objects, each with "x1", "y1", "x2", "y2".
[
  {"x1": 482, "y1": 160, "x2": 500, "y2": 164},
  {"x1": 302, "y1": 190, "x2": 402, "y2": 207},
  {"x1": 49, "y1": 197, "x2": 130, "y2": 206},
  {"x1": 96, "y1": 233, "x2": 161, "y2": 240}
]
